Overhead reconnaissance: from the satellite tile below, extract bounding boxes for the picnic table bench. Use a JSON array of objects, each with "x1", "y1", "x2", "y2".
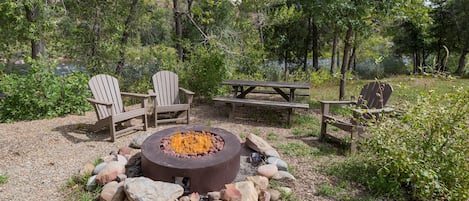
[{"x1": 213, "y1": 80, "x2": 310, "y2": 126}]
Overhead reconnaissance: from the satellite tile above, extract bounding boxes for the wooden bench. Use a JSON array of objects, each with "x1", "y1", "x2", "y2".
[
  {"x1": 232, "y1": 89, "x2": 310, "y2": 97},
  {"x1": 213, "y1": 97, "x2": 309, "y2": 126}
]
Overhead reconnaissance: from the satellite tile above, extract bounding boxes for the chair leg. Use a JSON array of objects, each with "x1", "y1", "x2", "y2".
[
  {"x1": 186, "y1": 109, "x2": 190, "y2": 124},
  {"x1": 110, "y1": 118, "x2": 116, "y2": 142},
  {"x1": 143, "y1": 113, "x2": 148, "y2": 131},
  {"x1": 229, "y1": 103, "x2": 235, "y2": 119},
  {"x1": 154, "y1": 110, "x2": 158, "y2": 127},
  {"x1": 320, "y1": 120, "x2": 327, "y2": 141},
  {"x1": 350, "y1": 128, "x2": 357, "y2": 154}
]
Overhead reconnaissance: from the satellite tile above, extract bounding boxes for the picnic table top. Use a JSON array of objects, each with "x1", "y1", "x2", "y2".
[{"x1": 221, "y1": 79, "x2": 310, "y2": 89}]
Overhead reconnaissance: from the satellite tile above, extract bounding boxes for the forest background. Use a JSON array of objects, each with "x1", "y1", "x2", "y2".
[{"x1": 1, "y1": 1, "x2": 469, "y2": 200}]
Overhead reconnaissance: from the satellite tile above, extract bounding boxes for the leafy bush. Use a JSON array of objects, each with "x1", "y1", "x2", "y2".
[
  {"x1": 183, "y1": 45, "x2": 227, "y2": 97},
  {"x1": 310, "y1": 69, "x2": 355, "y2": 87},
  {"x1": 0, "y1": 60, "x2": 91, "y2": 122},
  {"x1": 357, "y1": 88, "x2": 469, "y2": 200}
]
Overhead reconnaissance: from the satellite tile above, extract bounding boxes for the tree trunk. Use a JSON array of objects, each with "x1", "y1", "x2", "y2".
[
  {"x1": 339, "y1": 27, "x2": 353, "y2": 100},
  {"x1": 312, "y1": 21, "x2": 319, "y2": 71},
  {"x1": 284, "y1": 50, "x2": 289, "y2": 80},
  {"x1": 348, "y1": 45, "x2": 356, "y2": 71},
  {"x1": 330, "y1": 31, "x2": 338, "y2": 74},
  {"x1": 90, "y1": 6, "x2": 101, "y2": 72},
  {"x1": 303, "y1": 16, "x2": 311, "y2": 72},
  {"x1": 25, "y1": 3, "x2": 44, "y2": 60},
  {"x1": 336, "y1": 42, "x2": 341, "y2": 71},
  {"x1": 173, "y1": 0, "x2": 183, "y2": 61},
  {"x1": 116, "y1": 0, "x2": 139, "y2": 75},
  {"x1": 455, "y1": 48, "x2": 467, "y2": 75}
]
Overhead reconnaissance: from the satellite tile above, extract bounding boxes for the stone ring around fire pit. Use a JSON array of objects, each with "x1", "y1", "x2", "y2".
[{"x1": 141, "y1": 125, "x2": 241, "y2": 194}]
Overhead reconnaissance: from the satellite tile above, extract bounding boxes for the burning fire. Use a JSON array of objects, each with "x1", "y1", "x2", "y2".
[{"x1": 169, "y1": 131, "x2": 213, "y2": 155}]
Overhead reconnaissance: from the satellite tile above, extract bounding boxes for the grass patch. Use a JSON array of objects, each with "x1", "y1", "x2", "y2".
[
  {"x1": 292, "y1": 114, "x2": 321, "y2": 137},
  {"x1": 63, "y1": 173, "x2": 102, "y2": 201},
  {"x1": 277, "y1": 142, "x2": 320, "y2": 157},
  {"x1": 0, "y1": 174, "x2": 9, "y2": 184},
  {"x1": 266, "y1": 132, "x2": 279, "y2": 141}
]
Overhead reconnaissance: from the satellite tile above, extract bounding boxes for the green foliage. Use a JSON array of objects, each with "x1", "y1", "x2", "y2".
[
  {"x1": 184, "y1": 45, "x2": 227, "y2": 97},
  {"x1": 0, "y1": 174, "x2": 9, "y2": 184},
  {"x1": 310, "y1": 69, "x2": 355, "y2": 87},
  {"x1": 358, "y1": 88, "x2": 469, "y2": 200},
  {"x1": 266, "y1": 132, "x2": 279, "y2": 141},
  {"x1": 65, "y1": 174, "x2": 102, "y2": 201},
  {"x1": 0, "y1": 60, "x2": 90, "y2": 122},
  {"x1": 277, "y1": 142, "x2": 320, "y2": 157},
  {"x1": 292, "y1": 114, "x2": 320, "y2": 137}
]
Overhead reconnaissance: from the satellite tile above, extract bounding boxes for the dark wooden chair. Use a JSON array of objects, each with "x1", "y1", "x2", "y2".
[
  {"x1": 87, "y1": 74, "x2": 149, "y2": 142},
  {"x1": 149, "y1": 71, "x2": 194, "y2": 126},
  {"x1": 319, "y1": 82, "x2": 393, "y2": 152}
]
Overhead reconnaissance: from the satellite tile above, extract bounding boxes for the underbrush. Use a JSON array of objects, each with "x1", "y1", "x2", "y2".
[
  {"x1": 0, "y1": 60, "x2": 90, "y2": 122},
  {"x1": 332, "y1": 87, "x2": 469, "y2": 200}
]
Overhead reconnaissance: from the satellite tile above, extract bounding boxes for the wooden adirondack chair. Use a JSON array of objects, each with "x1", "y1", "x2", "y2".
[
  {"x1": 87, "y1": 74, "x2": 148, "y2": 142},
  {"x1": 149, "y1": 71, "x2": 194, "y2": 126},
  {"x1": 320, "y1": 81, "x2": 393, "y2": 152}
]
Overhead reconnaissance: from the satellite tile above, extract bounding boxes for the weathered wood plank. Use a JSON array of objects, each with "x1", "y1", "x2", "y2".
[{"x1": 212, "y1": 97, "x2": 309, "y2": 109}]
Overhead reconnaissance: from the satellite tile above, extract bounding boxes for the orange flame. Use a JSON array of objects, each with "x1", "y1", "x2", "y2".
[{"x1": 170, "y1": 131, "x2": 213, "y2": 155}]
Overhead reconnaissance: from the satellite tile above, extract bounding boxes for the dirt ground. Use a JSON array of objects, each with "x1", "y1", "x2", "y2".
[{"x1": 0, "y1": 100, "x2": 346, "y2": 201}]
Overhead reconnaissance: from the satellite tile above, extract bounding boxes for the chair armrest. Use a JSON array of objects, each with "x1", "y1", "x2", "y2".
[
  {"x1": 320, "y1": 100, "x2": 357, "y2": 116},
  {"x1": 179, "y1": 87, "x2": 194, "y2": 105},
  {"x1": 147, "y1": 89, "x2": 156, "y2": 97},
  {"x1": 121, "y1": 92, "x2": 150, "y2": 99},
  {"x1": 352, "y1": 107, "x2": 394, "y2": 115},
  {"x1": 179, "y1": 87, "x2": 195, "y2": 95},
  {"x1": 87, "y1": 98, "x2": 112, "y2": 106}
]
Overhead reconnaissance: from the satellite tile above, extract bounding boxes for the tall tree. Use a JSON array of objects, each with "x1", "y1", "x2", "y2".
[{"x1": 116, "y1": 0, "x2": 141, "y2": 75}]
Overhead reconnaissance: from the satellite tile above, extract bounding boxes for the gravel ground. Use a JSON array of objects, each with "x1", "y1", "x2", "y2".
[{"x1": 0, "y1": 101, "x2": 343, "y2": 201}]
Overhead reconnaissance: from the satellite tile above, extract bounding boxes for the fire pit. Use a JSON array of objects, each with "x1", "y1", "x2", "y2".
[{"x1": 141, "y1": 125, "x2": 241, "y2": 194}]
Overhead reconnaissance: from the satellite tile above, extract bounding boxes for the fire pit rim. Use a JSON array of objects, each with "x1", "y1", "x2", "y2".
[{"x1": 141, "y1": 125, "x2": 241, "y2": 170}]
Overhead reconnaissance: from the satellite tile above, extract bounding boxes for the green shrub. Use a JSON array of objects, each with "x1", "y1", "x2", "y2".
[
  {"x1": 183, "y1": 44, "x2": 227, "y2": 97},
  {"x1": 358, "y1": 88, "x2": 469, "y2": 200},
  {"x1": 0, "y1": 60, "x2": 91, "y2": 122}
]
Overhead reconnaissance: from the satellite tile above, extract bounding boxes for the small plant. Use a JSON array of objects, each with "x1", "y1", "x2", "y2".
[
  {"x1": 266, "y1": 132, "x2": 278, "y2": 141},
  {"x1": 64, "y1": 173, "x2": 102, "y2": 201},
  {"x1": 238, "y1": 133, "x2": 247, "y2": 140},
  {"x1": 251, "y1": 128, "x2": 261, "y2": 135},
  {"x1": 0, "y1": 174, "x2": 9, "y2": 184}
]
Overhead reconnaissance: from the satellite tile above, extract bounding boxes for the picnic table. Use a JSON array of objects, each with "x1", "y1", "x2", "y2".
[{"x1": 213, "y1": 80, "x2": 310, "y2": 126}]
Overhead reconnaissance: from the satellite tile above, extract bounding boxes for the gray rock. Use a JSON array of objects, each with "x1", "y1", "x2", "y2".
[
  {"x1": 85, "y1": 175, "x2": 97, "y2": 191},
  {"x1": 125, "y1": 152, "x2": 142, "y2": 178},
  {"x1": 266, "y1": 157, "x2": 288, "y2": 171},
  {"x1": 96, "y1": 161, "x2": 126, "y2": 185},
  {"x1": 245, "y1": 134, "x2": 280, "y2": 157},
  {"x1": 256, "y1": 164, "x2": 278, "y2": 178},
  {"x1": 272, "y1": 171, "x2": 296, "y2": 181},
  {"x1": 267, "y1": 189, "x2": 281, "y2": 201},
  {"x1": 100, "y1": 181, "x2": 125, "y2": 201},
  {"x1": 129, "y1": 132, "x2": 153, "y2": 149},
  {"x1": 116, "y1": 155, "x2": 128, "y2": 166},
  {"x1": 93, "y1": 162, "x2": 108, "y2": 175},
  {"x1": 234, "y1": 181, "x2": 258, "y2": 201},
  {"x1": 124, "y1": 177, "x2": 184, "y2": 201}
]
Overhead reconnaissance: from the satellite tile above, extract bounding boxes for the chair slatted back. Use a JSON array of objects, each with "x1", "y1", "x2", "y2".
[
  {"x1": 152, "y1": 71, "x2": 180, "y2": 106},
  {"x1": 357, "y1": 82, "x2": 393, "y2": 109},
  {"x1": 88, "y1": 74, "x2": 124, "y2": 119}
]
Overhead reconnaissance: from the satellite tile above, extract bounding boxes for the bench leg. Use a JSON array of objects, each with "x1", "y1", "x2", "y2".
[
  {"x1": 229, "y1": 103, "x2": 236, "y2": 119},
  {"x1": 287, "y1": 108, "x2": 292, "y2": 127}
]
